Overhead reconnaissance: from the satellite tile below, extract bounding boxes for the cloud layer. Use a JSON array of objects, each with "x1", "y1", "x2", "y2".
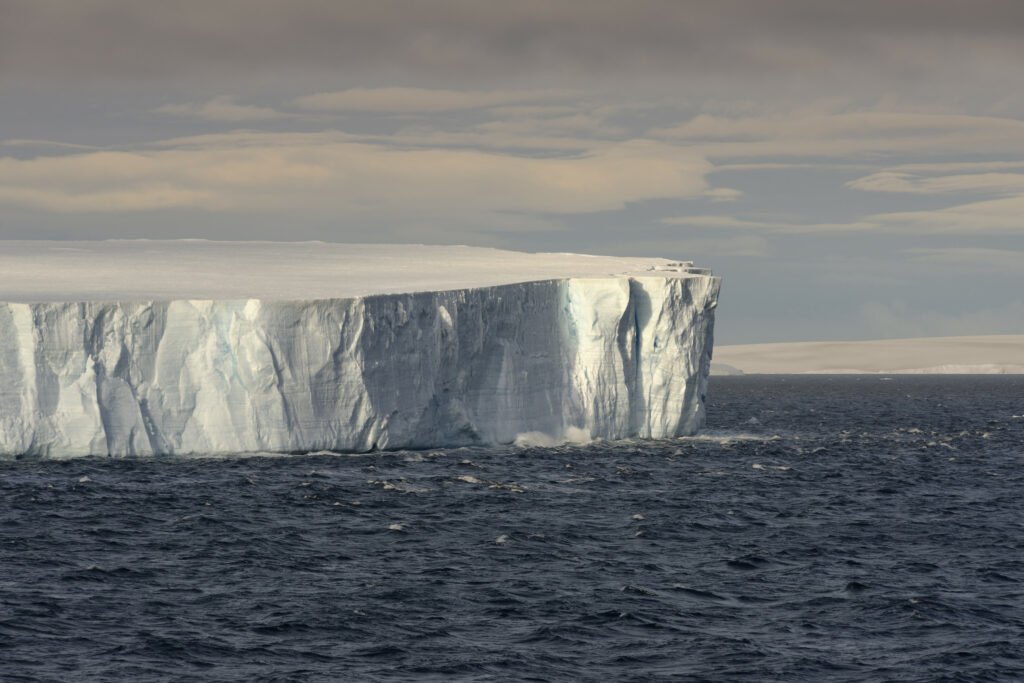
[
  {"x1": 3, "y1": 0, "x2": 1024, "y2": 88},
  {"x1": 3, "y1": 3, "x2": 1023, "y2": 343},
  {"x1": 0, "y1": 132, "x2": 710, "y2": 216}
]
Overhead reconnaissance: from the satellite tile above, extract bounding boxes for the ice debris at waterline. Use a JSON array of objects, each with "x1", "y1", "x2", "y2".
[{"x1": 0, "y1": 241, "x2": 719, "y2": 457}]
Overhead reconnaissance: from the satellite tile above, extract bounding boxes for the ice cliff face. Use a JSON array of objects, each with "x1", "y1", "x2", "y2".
[{"x1": 0, "y1": 273, "x2": 718, "y2": 458}]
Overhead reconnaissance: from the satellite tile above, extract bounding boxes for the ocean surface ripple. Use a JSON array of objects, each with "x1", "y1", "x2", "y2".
[{"x1": 2, "y1": 376, "x2": 1023, "y2": 681}]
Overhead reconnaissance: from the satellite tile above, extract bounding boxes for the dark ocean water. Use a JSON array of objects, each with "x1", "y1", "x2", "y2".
[{"x1": 2, "y1": 376, "x2": 1023, "y2": 682}]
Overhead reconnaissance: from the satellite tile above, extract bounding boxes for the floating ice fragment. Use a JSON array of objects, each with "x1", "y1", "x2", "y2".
[{"x1": 488, "y1": 482, "x2": 526, "y2": 492}]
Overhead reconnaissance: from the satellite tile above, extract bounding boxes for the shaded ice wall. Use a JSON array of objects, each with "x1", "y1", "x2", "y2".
[{"x1": 0, "y1": 276, "x2": 719, "y2": 457}]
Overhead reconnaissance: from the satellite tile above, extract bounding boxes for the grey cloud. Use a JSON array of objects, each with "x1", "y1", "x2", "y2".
[{"x1": 2, "y1": 1, "x2": 1023, "y2": 87}]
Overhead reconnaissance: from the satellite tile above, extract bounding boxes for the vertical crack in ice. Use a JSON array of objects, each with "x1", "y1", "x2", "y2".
[
  {"x1": 87, "y1": 306, "x2": 117, "y2": 457},
  {"x1": 615, "y1": 280, "x2": 638, "y2": 437},
  {"x1": 626, "y1": 278, "x2": 654, "y2": 437},
  {"x1": 262, "y1": 332, "x2": 298, "y2": 441}
]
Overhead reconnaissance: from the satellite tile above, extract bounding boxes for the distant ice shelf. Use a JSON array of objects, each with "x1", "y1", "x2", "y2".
[
  {"x1": 0, "y1": 241, "x2": 720, "y2": 457},
  {"x1": 714, "y1": 336, "x2": 1024, "y2": 374}
]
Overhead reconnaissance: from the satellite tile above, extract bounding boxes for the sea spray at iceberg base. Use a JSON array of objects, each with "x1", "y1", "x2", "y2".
[{"x1": 0, "y1": 245, "x2": 719, "y2": 457}]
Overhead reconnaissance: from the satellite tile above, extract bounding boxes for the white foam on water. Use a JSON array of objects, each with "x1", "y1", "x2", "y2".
[
  {"x1": 488, "y1": 482, "x2": 526, "y2": 493},
  {"x1": 513, "y1": 427, "x2": 594, "y2": 448},
  {"x1": 678, "y1": 431, "x2": 783, "y2": 445}
]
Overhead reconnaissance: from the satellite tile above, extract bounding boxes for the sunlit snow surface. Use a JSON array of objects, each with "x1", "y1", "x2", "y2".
[
  {"x1": 0, "y1": 241, "x2": 719, "y2": 457},
  {"x1": 0, "y1": 240, "x2": 700, "y2": 302}
]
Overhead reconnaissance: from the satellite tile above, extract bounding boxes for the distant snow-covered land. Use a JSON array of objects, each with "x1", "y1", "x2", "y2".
[
  {"x1": 0, "y1": 241, "x2": 719, "y2": 457},
  {"x1": 714, "y1": 336, "x2": 1024, "y2": 374}
]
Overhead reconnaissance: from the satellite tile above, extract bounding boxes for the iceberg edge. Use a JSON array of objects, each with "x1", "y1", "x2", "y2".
[{"x1": 0, "y1": 275, "x2": 719, "y2": 458}]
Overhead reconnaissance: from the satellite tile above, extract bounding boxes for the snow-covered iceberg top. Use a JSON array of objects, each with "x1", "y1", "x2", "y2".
[
  {"x1": 0, "y1": 241, "x2": 719, "y2": 457},
  {"x1": 0, "y1": 240, "x2": 708, "y2": 302}
]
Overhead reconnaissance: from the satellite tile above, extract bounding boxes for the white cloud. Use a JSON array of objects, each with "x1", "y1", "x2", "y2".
[
  {"x1": 885, "y1": 161, "x2": 1024, "y2": 174},
  {"x1": 666, "y1": 193, "x2": 1024, "y2": 236},
  {"x1": 656, "y1": 109, "x2": 1024, "y2": 159},
  {"x1": 156, "y1": 96, "x2": 289, "y2": 122},
  {"x1": 661, "y1": 214, "x2": 878, "y2": 233},
  {"x1": 848, "y1": 171, "x2": 1024, "y2": 195},
  {"x1": 866, "y1": 195, "x2": 1024, "y2": 234},
  {"x1": 0, "y1": 139, "x2": 100, "y2": 151},
  {"x1": 293, "y1": 88, "x2": 573, "y2": 113},
  {"x1": 663, "y1": 215, "x2": 782, "y2": 229},
  {"x1": 703, "y1": 187, "x2": 743, "y2": 202},
  {"x1": 473, "y1": 112, "x2": 627, "y2": 139}
]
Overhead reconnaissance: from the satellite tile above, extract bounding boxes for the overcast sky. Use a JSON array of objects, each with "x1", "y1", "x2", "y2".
[{"x1": 2, "y1": 0, "x2": 1023, "y2": 343}]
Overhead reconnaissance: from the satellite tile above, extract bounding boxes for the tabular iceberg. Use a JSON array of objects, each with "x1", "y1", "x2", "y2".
[{"x1": 0, "y1": 242, "x2": 719, "y2": 457}]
